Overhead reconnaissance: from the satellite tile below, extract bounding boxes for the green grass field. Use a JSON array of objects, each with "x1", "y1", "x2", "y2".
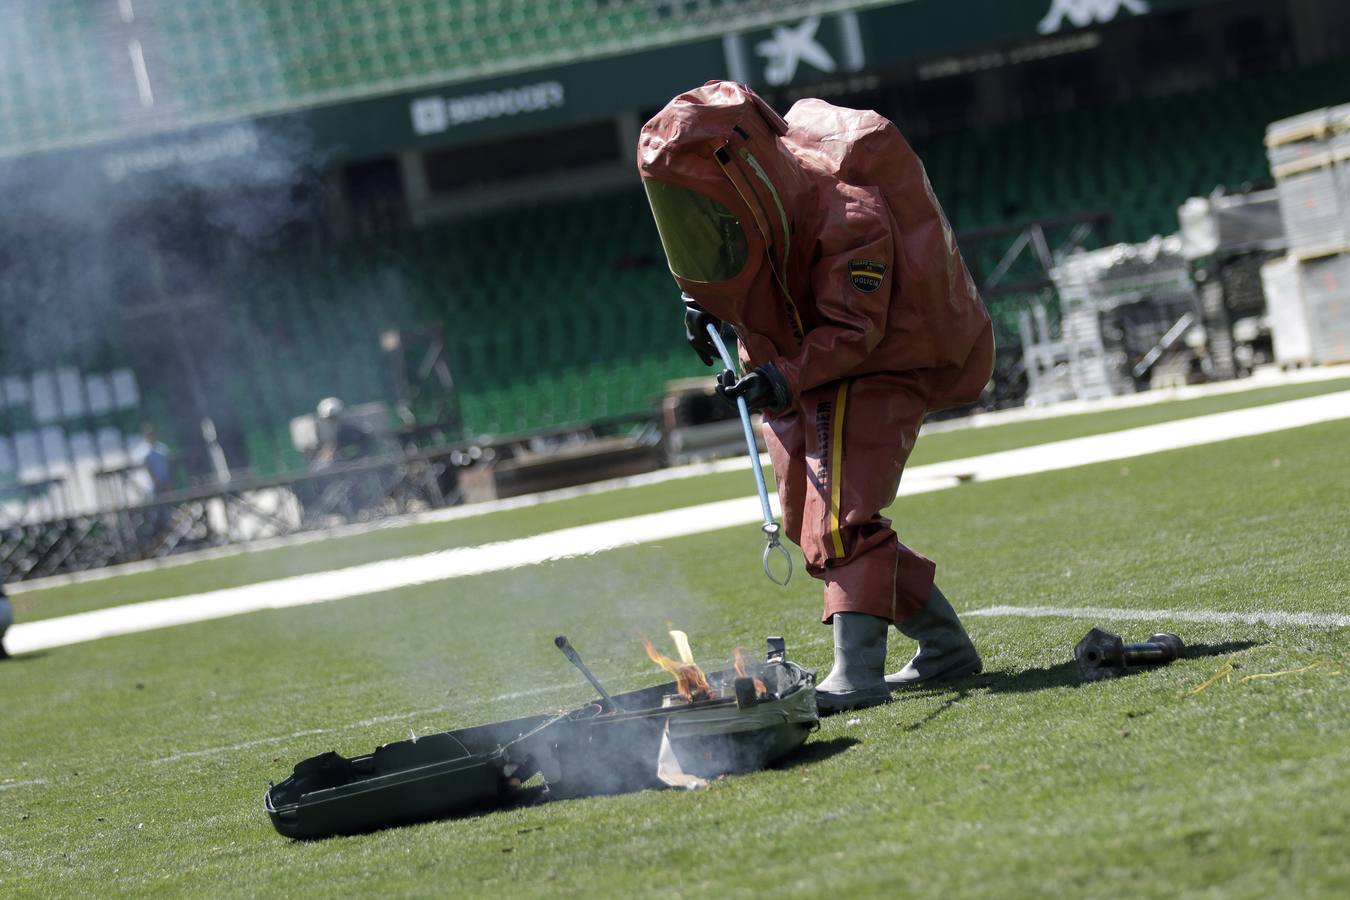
[
  {"x1": 13, "y1": 375, "x2": 1350, "y2": 624},
  {"x1": 2, "y1": 392, "x2": 1348, "y2": 898}
]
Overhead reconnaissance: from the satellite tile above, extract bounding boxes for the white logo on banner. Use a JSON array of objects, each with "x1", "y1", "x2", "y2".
[
  {"x1": 410, "y1": 81, "x2": 565, "y2": 135},
  {"x1": 100, "y1": 126, "x2": 260, "y2": 184},
  {"x1": 411, "y1": 97, "x2": 449, "y2": 135},
  {"x1": 723, "y1": 12, "x2": 865, "y2": 88},
  {"x1": 755, "y1": 16, "x2": 836, "y2": 86},
  {"x1": 1038, "y1": 0, "x2": 1151, "y2": 34}
]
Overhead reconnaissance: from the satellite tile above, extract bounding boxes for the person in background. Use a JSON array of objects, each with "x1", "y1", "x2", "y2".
[
  {"x1": 141, "y1": 424, "x2": 172, "y2": 497},
  {"x1": 138, "y1": 424, "x2": 175, "y2": 541},
  {"x1": 313, "y1": 397, "x2": 377, "y2": 468}
]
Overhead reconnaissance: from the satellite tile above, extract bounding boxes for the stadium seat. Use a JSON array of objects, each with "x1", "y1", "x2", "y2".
[{"x1": 9, "y1": 39, "x2": 1350, "y2": 473}]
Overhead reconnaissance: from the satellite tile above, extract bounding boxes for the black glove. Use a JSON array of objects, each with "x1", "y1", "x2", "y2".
[
  {"x1": 715, "y1": 362, "x2": 791, "y2": 411},
  {"x1": 683, "y1": 294, "x2": 722, "y2": 367}
]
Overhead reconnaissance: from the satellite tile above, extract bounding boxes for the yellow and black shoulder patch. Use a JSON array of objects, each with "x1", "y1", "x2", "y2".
[{"x1": 848, "y1": 259, "x2": 886, "y2": 293}]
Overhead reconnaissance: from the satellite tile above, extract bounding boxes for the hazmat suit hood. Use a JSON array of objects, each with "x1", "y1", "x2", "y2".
[
  {"x1": 640, "y1": 81, "x2": 993, "y2": 410},
  {"x1": 638, "y1": 81, "x2": 814, "y2": 361}
]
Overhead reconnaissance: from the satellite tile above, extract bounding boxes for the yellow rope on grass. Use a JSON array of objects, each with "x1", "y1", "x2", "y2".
[
  {"x1": 1187, "y1": 661, "x2": 1234, "y2": 696},
  {"x1": 1239, "y1": 662, "x2": 1324, "y2": 682},
  {"x1": 1187, "y1": 658, "x2": 1345, "y2": 696}
]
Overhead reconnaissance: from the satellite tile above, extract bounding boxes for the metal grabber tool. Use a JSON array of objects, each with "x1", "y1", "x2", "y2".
[{"x1": 705, "y1": 321, "x2": 793, "y2": 586}]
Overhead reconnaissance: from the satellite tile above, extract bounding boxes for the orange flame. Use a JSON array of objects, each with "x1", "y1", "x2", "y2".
[
  {"x1": 733, "y1": 647, "x2": 768, "y2": 694},
  {"x1": 642, "y1": 636, "x2": 714, "y2": 701}
]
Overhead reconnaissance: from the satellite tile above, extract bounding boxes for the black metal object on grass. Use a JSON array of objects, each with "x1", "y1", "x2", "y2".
[
  {"x1": 1075, "y1": 627, "x2": 1185, "y2": 681},
  {"x1": 554, "y1": 634, "x2": 615, "y2": 711}
]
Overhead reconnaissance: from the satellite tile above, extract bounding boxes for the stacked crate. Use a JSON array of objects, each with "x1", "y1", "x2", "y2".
[
  {"x1": 1268, "y1": 108, "x2": 1347, "y2": 253},
  {"x1": 1300, "y1": 253, "x2": 1350, "y2": 363},
  {"x1": 1263, "y1": 106, "x2": 1350, "y2": 364}
]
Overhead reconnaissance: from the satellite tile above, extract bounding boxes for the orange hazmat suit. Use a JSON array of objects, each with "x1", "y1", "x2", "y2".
[{"x1": 638, "y1": 82, "x2": 993, "y2": 624}]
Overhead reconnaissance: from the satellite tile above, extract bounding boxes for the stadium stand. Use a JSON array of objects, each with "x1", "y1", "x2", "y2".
[
  {"x1": 4, "y1": 2, "x2": 1349, "y2": 478},
  {"x1": 0, "y1": 0, "x2": 869, "y2": 158},
  {"x1": 188, "y1": 55, "x2": 1350, "y2": 476},
  {"x1": 216, "y1": 189, "x2": 690, "y2": 475},
  {"x1": 926, "y1": 57, "x2": 1350, "y2": 242}
]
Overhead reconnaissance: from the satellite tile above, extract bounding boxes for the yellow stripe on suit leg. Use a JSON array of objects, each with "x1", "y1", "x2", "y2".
[{"x1": 828, "y1": 381, "x2": 849, "y2": 558}]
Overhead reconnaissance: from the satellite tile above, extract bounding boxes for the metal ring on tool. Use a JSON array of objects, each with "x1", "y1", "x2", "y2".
[{"x1": 761, "y1": 523, "x2": 793, "y2": 586}]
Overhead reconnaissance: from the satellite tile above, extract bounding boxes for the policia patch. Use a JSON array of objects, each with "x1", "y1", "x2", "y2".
[{"x1": 848, "y1": 259, "x2": 886, "y2": 293}]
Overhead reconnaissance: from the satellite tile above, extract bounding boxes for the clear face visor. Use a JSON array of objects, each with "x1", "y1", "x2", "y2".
[{"x1": 642, "y1": 179, "x2": 749, "y2": 283}]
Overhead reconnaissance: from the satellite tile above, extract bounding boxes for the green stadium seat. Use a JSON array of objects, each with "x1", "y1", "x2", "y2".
[{"x1": 13, "y1": 50, "x2": 1350, "y2": 472}]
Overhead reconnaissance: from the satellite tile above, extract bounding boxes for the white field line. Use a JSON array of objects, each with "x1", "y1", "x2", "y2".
[
  {"x1": 0, "y1": 778, "x2": 49, "y2": 792},
  {"x1": 149, "y1": 683, "x2": 573, "y2": 766},
  {"x1": 7, "y1": 481, "x2": 958, "y2": 656},
  {"x1": 0, "y1": 682, "x2": 598, "y2": 788},
  {"x1": 967, "y1": 605, "x2": 1350, "y2": 629},
  {"x1": 919, "y1": 361, "x2": 1350, "y2": 434},
  {"x1": 904, "y1": 388, "x2": 1350, "y2": 483},
  {"x1": 14, "y1": 364, "x2": 1348, "y2": 594},
  {"x1": 124, "y1": 638, "x2": 834, "y2": 774},
  {"x1": 8, "y1": 390, "x2": 1350, "y2": 655},
  {"x1": 6, "y1": 455, "x2": 762, "y2": 594}
]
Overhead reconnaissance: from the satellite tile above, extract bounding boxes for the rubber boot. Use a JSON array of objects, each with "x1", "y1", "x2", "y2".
[
  {"x1": 816, "y1": 612, "x2": 891, "y2": 713},
  {"x1": 885, "y1": 585, "x2": 981, "y2": 687}
]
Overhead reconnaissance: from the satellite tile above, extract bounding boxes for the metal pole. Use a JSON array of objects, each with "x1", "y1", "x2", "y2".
[{"x1": 703, "y1": 322, "x2": 792, "y2": 586}]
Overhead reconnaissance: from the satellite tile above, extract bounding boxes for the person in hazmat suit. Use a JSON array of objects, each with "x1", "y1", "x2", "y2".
[{"x1": 637, "y1": 81, "x2": 994, "y2": 712}]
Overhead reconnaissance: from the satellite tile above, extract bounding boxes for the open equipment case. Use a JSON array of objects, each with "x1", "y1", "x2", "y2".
[{"x1": 264, "y1": 637, "x2": 817, "y2": 839}]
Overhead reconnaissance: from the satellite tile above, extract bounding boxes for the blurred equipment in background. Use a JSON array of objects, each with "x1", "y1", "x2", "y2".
[
  {"x1": 1261, "y1": 105, "x2": 1350, "y2": 366},
  {"x1": 1268, "y1": 107, "x2": 1350, "y2": 256},
  {"x1": 287, "y1": 397, "x2": 421, "y2": 529},
  {"x1": 200, "y1": 418, "x2": 232, "y2": 485},
  {"x1": 1261, "y1": 255, "x2": 1311, "y2": 365},
  {"x1": 454, "y1": 422, "x2": 662, "y2": 503},
  {"x1": 381, "y1": 326, "x2": 464, "y2": 447},
  {"x1": 311, "y1": 397, "x2": 381, "y2": 468},
  {"x1": 1179, "y1": 189, "x2": 1287, "y2": 262},
  {"x1": 1022, "y1": 98, "x2": 1350, "y2": 404},
  {"x1": 1025, "y1": 236, "x2": 1205, "y2": 405},
  {"x1": 1178, "y1": 188, "x2": 1287, "y2": 378},
  {"x1": 661, "y1": 376, "x2": 753, "y2": 465},
  {"x1": 960, "y1": 212, "x2": 1114, "y2": 412}
]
